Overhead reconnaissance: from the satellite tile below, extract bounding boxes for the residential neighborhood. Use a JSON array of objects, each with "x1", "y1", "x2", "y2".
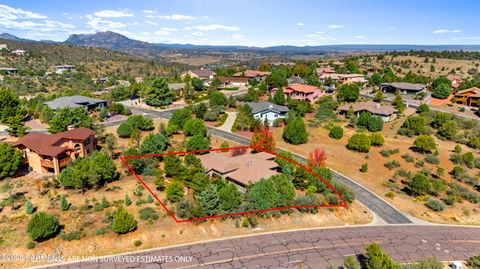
[{"x1": 0, "y1": 1, "x2": 480, "y2": 269}]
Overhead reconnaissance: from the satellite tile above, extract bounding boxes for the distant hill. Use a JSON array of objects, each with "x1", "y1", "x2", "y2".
[{"x1": 0, "y1": 33, "x2": 34, "y2": 42}]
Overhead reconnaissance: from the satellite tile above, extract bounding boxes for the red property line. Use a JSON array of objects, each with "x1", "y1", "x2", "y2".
[{"x1": 120, "y1": 144, "x2": 347, "y2": 223}]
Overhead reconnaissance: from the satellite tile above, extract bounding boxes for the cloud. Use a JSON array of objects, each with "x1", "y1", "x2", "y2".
[
  {"x1": 201, "y1": 15, "x2": 209, "y2": 19},
  {"x1": 354, "y1": 35, "x2": 364, "y2": 39},
  {"x1": 142, "y1": 9, "x2": 157, "y2": 14},
  {"x1": 86, "y1": 14, "x2": 127, "y2": 31},
  {"x1": 328, "y1": 24, "x2": 343, "y2": 29},
  {"x1": 157, "y1": 14, "x2": 195, "y2": 20},
  {"x1": 155, "y1": 27, "x2": 178, "y2": 35},
  {"x1": 232, "y1": 33, "x2": 245, "y2": 39},
  {"x1": 184, "y1": 24, "x2": 240, "y2": 31},
  {"x1": 433, "y1": 29, "x2": 461, "y2": 34},
  {"x1": 93, "y1": 10, "x2": 133, "y2": 18},
  {"x1": 0, "y1": 4, "x2": 47, "y2": 20},
  {"x1": 297, "y1": 22, "x2": 304, "y2": 26},
  {"x1": 191, "y1": 31, "x2": 204, "y2": 36},
  {"x1": 304, "y1": 31, "x2": 334, "y2": 40},
  {"x1": 451, "y1": 36, "x2": 480, "y2": 41},
  {"x1": 145, "y1": 20, "x2": 157, "y2": 25}
]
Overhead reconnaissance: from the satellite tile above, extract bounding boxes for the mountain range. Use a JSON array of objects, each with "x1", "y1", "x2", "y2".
[{"x1": 2, "y1": 31, "x2": 480, "y2": 56}]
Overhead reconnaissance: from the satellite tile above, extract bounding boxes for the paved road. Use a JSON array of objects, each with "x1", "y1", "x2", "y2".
[
  {"x1": 216, "y1": 111, "x2": 237, "y2": 132},
  {"x1": 132, "y1": 106, "x2": 412, "y2": 224},
  {"x1": 43, "y1": 225, "x2": 480, "y2": 269}
]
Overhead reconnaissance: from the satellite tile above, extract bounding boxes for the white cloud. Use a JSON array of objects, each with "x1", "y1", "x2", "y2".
[
  {"x1": 451, "y1": 36, "x2": 480, "y2": 41},
  {"x1": 354, "y1": 35, "x2": 364, "y2": 39},
  {"x1": 160, "y1": 27, "x2": 178, "y2": 31},
  {"x1": 184, "y1": 24, "x2": 240, "y2": 31},
  {"x1": 232, "y1": 33, "x2": 245, "y2": 39},
  {"x1": 157, "y1": 14, "x2": 195, "y2": 20},
  {"x1": 328, "y1": 24, "x2": 343, "y2": 29},
  {"x1": 86, "y1": 14, "x2": 127, "y2": 31},
  {"x1": 201, "y1": 15, "x2": 209, "y2": 19},
  {"x1": 433, "y1": 29, "x2": 461, "y2": 34},
  {"x1": 191, "y1": 31, "x2": 204, "y2": 36},
  {"x1": 304, "y1": 31, "x2": 334, "y2": 40},
  {"x1": 0, "y1": 4, "x2": 47, "y2": 20},
  {"x1": 93, "y1": 10, "x2": 133, "y2": 18},
  {"x1": 155, "y1": 27, "x2": 178, "y2": 35},
  {"x1": 145, "y1": 20, "x2": 157, "y2": 25},
  {"x1": 297, "y1": 22, "x2": 304, "y2": 26},
  {"x1": 142, "y1": 9, "x2": 157, "y2": 14}
]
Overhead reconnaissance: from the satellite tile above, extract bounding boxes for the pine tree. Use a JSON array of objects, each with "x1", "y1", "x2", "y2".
[
  {"x1": 124, "y1": 194, "x2": 132, "y2": 206},
  {"x1": 60, "y1": 195, "x2": 69, "y2": 211},
  {"x1": 393, "y1": 90, "x2": 405, "y2": 114},
  {"x1": 101, "y1": 195, "x2": 110, "y2": 208}
]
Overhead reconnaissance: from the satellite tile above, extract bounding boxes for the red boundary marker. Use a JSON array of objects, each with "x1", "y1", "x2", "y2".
[{"x1": 120, "y1": 143, "x2": 347, "y2": 223}]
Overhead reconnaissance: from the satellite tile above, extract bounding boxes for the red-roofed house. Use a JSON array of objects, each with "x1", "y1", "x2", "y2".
[
  {"x1": 315, "y1": 67, "x2": 336, "y2": 77},
  {"x1": 13, "y1": 128, "x2": 96, "y2": 175},
  {"x1": 271, "y1": 83, "x2": 323, "y2": 103},
  {"x1": 447, "y1": 74, "x2": 463, "y2": 89},
  {"x1": 233, "y1": 70, "x2": 271, "y2": 79}
]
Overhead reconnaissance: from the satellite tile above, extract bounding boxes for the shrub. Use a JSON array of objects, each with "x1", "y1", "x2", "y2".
[
  {"x1": 415, "y1": 160, "x2": 425, "y2": 168},
  {"x1": 367, "y1": 116, "x2": 384, "y2": 132},
  {"x1": 414, "y1": 135, "x2": 437, "y2": 153},
  {"x1": 185, "y1": 135, "x2": 210, "y2": 151},
  {"x1": 347, "y1": 133, "x2": 371, "y2": 152},
  {"x1": 329, "y1": 125, "x2": 344, "y2": 139},
  {"x1": 407, "y1": 173, "x2": 431, "y2": 196},
  {"x1": 139, "y1": 207, "x2": 159, "y2": 221},
  {"x1": 442, "y1": 196, "x2": 455, "y2": 206},
  {"x1": 182, "y1": 118, "x2": 207, "y2": 137},
  {"x1": 417, "y1": 103, "x2": 430, "y2": 113},
  {"x1": 401, "y1": 154, "x2": 415, "y2": 162},
  {"x1": 26, "y1": 241, "x2": 36, "y2": 249},
  {"x1": 166, "y1": 181, "x2": 184, "y2": 202},
  {"x1": 369, "y1": 133, "x2": 385, "y2": 146},
  {"x1": 27, "y1": 212, "x2": 60, "y2": 241},
  {"x1": 467, "y1": 254, "x2": 480, "y2": 269},
  {"x1": 384, "y1": 160, "x2": 401, "y2": 170},
  {"x1": 112, "y1": 207, "x2": 137, "y2": 234},
  {"x1": 467, "y1": 136, "x2": 480, "y2": 149},
  {"x1": 60, "y1": 195, "x2": 69, "y2": 211},
  {"x1": 360, "y1": 162, "x2": 368, "y2": 173},
  {"x1": 283, "y1": 118, "x2": 308, "y2": 145},
  {"x1": 203, "y1": 111, "x2": 218, "y2": 121},
  {"x1": 117, "y1": 122, "x2": 134, "y2": 138},
  {"x1": 134, "y1": 240, "x2": 142, "y2": 247},
  {"x1": 25, "y1": 200, "x2": 34, "y2": 215},
  {"x1": 421, "y1": 155, "x2": 438, "y2": 166},
  {"x1": 124, "y1": 194, "x2": 132, "y2": 206},
  {"x1": 425, "y1": 199, "x2": 445, "y2": 212},
  {"x1": 126, "y1": 115, "x2": 153, "y2": 131},
  {"x1": 60, "y1": 230, "x2": 84, "y2": 241}
]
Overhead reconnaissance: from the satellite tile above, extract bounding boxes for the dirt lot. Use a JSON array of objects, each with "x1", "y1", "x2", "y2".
[
  {"x1": 268, "y1": 115, "x2": 480, "y2": 225},
  {"x1": 0, "y1": 124, "x2": 372, "y2": 269}
]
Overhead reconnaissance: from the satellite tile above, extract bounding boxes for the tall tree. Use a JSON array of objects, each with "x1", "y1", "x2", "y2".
[
  {"x1": 0, "y1": 143, "x2": 22, "y2": 179},
  {"x1": 144, "y1": 77, "x2": 174, "y2": 106},
  {"x1": 251, "y1": 124, "x2": 275, "y2": 151}
]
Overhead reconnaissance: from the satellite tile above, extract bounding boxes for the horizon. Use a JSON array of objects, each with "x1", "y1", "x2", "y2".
[{"x1": 1, "y1": 0, "x2": 480, "y2": 47}]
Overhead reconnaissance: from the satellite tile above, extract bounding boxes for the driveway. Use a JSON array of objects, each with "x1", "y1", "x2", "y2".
[{"x1": 217, "y1": 111, "x2": 237, "y2": 132}]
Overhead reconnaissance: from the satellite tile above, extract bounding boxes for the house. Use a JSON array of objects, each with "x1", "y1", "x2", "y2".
[
  {"x1": 247, "y1": 102, "x2": 289, "y2": 126},
  {"x1": 198, "y1": 151, "x2": 279, "y2": 188},
  {"x1": 13, "y1": 128, "x2": 96, "y2": 175},
  {"x1": 0, "y1": 44, "x2": 7, "y2": 50},
  {"x1": 380, "y1": 82, "x2": 426, "y2": 95},
  {"x1": 180, "y1": 69, "x2": 216, "y2": 80},
  {"x1": 287, "y1": 76, "x2": 305, "y2": 85},
  {"x1": 454, "y1": 87, "x2": 480, "y2": 107},
  {"x1": 315, "y1": 67, "x2": 336, "y2": 77},
  {"x1": 218, "y1": 76, "x2": 250, "y2": 87},
  {"x1": 168, "y1": 82, "x2": 186, "y2": 91},
  {"x1": 447, "y1": 74, "x2": 463, "y2": 89},
  {"x1": 271, "y1": 83, "x2": 322, "y2": 103},
  {"x1": 338, "y1": 101, "x2": 398, "y2": 122},
  {"x1": 232, "y1": 70, "x2": 271, "y2": 80},
  {"x1": 319, "y1": 73, "x2": 367, "y2": 84},
  {"x1": 11, "y1": 49, "x2": 26, "y2": 56},
  {"x1": 55, "y1": 65, "x2": 75, "y2": 74},
  {"x1": 45, "y1": 96, "x2": 107, "y2": 111},
  {"x1": 0, "y1": 67, "x2": 18, "y2": 75}
]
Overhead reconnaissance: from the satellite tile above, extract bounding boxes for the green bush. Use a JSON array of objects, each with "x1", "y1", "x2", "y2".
[
  {"x1": 60, "y1": 230, "x2": 84, "y2": 241},
  {"x1": 139, "y1": 207, "x2": 159, "y2": 221},
  {"x1": 27, "y1": 212, "x2": 60, "y2": 242},
  {"x1": 185, "y1": 135, "x2": 210, "y2": 151},
  {"x1": 329, "y1": 126, "x2": 344, "y2": 139},
  {"x1": 117, "y1": 122, "x2": 134, "y2": 138},
  {"x1": 367, "y1": 116, "x2": 384, "y2": 132},
  {"x1": 166, "y1": 181, "x2": 184, "y2": 202},
  {"x1": 182, "y1": 118, "x2": 207, "y2": 137},
  {"x1": 424, "y1": 155, "x2": 440, "y2": 165},
  {"x1": 425, "y1": 198, "x2": 445, "y2": 212},
  {"x1": 407, "y1": 173, "x2": 431, "y2": 196},
  {"x1": 112, "y1": 207, "x2": 137, "y2": 234},
  {"x1": 347, "y1": 133, "x2": 371, "y2": 152},
  {"x1": 384, "y1": 160, "x2": 401, "y2": 170},
  {"x1": 401, "y1": 154, "x2": 415, "y2": 162},
  {"x1": 25, "y1": 200, "x2": 34, "y2": 215},
  {"x1": 360, "y1": 162, "x2": 368, "y2": 173},
  {"x1": 134, "y1": 240, "x2": 142, "y2": 247},
  {"x1": 467, "y1": 253, "x2": 480, "y2": 269},
  {"x1": 370, "y1": 133, "x2": 385, "y2": 146},
  {"x1": 283, "y1": 118, "x2": 308, "y2": 145},
  {"x1": 60, "y1": 195, "x2": 69, "y2": 211},
  {"x1": 26, "y1": 241, "x2": 36, "y2": 249}
]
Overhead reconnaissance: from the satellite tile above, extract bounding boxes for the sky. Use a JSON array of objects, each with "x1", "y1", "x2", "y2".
[{"x1": 1, "y1": 0, "x2": 480, "y2": 47}]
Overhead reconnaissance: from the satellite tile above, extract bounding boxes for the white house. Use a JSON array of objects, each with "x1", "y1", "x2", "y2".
[
  {"x1": 247, "y1": 102, "x2": 289, "y2": 126},
  {"x1": 55, "y1": 65, "x2": 75, "y2": 74},
  {"x1": 11, "y1": 49, "x2": 26, "y2": 56},
  {"x1": 0, "y1": 44, "x2": 7, "y2": 50}
]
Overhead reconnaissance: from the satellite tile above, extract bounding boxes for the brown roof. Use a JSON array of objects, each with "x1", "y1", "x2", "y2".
[
  {"x1": 285, "y1": 83, "x2": 319, "y2": 94},
  {"x1": 14, "y1": 127, "x2": 95, "y2": 156},
  {"x1": 199, "y1": 151, "x2": 279, "y2": 186},
  {"x1": 338, "y1": 101, "x2": 397, "y2": 116},
  {"x1": 233, "y1": 70, "x2": 271, "y2": 78},
  {"x1": 218, "y1": 76, "x2": 250, "y2": 83},
  {"x1": 315, "y1": 67, "x2": 336, "y2": 75},
  {"x1": 190, "y1": 69, "x2": 215, "y2": 78},
  {"x1": 455, "y1": 87, "x2": 480, "y2": 97}
]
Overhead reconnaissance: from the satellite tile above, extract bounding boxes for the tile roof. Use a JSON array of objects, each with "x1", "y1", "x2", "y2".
[
  {"x1": 14, "y1": 128, "x2": 95, "y2": 156},
  {"x1": 246, "y1": 102, "x2": 289, "y2": 114},
  {"x1": 455, "y1": 87, "x2": 480, "y2": 97},
  {"x1": 218, "y1": 76, "x2": 250, "y2": 83},
  {"x1": 199, "y1": 151, "x2": 279, "y2": 186},
  {"x1": 233, "y1": 70, "x2": 271, "y2": 78},
  {"x1": 45, "y1": 96, "x2": 106, "y2": 110},
  {"x1": 285, "y1": 83, "x2": 319, "y2": 94},
  {"x1": 338, "y1": 101, "x2": 397, "y2": 116}
]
